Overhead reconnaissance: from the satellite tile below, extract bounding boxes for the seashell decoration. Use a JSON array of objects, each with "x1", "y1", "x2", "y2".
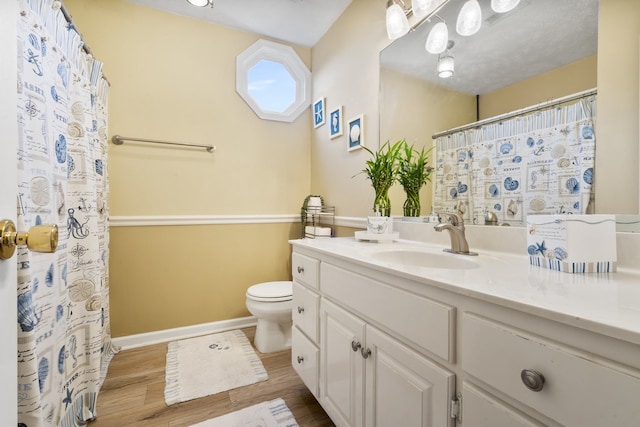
[
  {"x1": 503, "y1": 177, "x2": 519, "y2": 191},
  {"x1": 85, "y1": 295, "x2": 102, "y2": 311},
  {"x1": 479, "y1": 157, "x2": 490, "y2": 168},
  {"x1": 500, "y1": 142, "x2": 513, "y2": 154},
  {"x1": 38, "y1": 357, "x2": 49, "y2": 393},
  {"x1": 488, "y1": 184, "x2": 499, "y2": 197},
  {"x1": 18, "y1": 291, "x2": 41, "y2": 332},
  {"x1": 69, "y1": 279, "x2": 95, "y2": 303},
  {"x1": 583, "y1": 167, "x2": 593, "y2": 185},
  {"x1": 30, "y1": 176, "x2": 50, "y2": 206},
  {"x1": 529, "y1": 198, "x2": 546, "y2": 212},
  {"x1": 68, "y1": 122, "x2": 84, "y2": 138},
  {"x1": 557, "y1": 158, "x2": 571, "y2": 168},
  {"x1": 565, "y1": 177, "x2": 580, "y2": 194},
  {"x1": 70, "y1": 101, "x2": 84, "y2": 121}
]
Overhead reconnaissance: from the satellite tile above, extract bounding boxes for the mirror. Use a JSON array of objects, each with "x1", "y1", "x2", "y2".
[{"x1": 380, "y1": 0, "x2": 640, "y2": 231}]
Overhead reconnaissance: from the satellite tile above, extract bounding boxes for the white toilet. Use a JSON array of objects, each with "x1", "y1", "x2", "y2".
[{"x1": 245, "y1": 281, "x2": 293, "y2": 353}]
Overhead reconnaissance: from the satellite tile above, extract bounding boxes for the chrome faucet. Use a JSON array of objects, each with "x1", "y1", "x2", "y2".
[{"x1": 434, "y1": 212, "x2": 478, "y2": 256}]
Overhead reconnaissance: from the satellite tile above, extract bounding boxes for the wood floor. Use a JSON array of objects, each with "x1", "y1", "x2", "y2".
[{"x1": 89, "y1": 327, "x2": 334, "y2": 426}]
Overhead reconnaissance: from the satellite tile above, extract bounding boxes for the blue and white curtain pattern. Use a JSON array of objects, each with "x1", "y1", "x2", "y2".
[
  {"x1": 16, "y1": 1, "x2": 116, "y2": 425},
  {"x1": 433, "y1": 97, "x2": 596, "y2": 227}
]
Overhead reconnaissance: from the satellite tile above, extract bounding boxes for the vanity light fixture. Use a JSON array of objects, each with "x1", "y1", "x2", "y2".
[
  {"x1": 186, "y1": 0, "x2": 213, "y2": 7},
  {"x1": 386, "y1": 0, "x2": 411, "y2": 40},
  {"x1": 411, "y1": 0, "x2": 440, "y2": 19},
  {"x1": 491, "y1": 0, "x2": 520, "y2": 13},
  {"x1": 437, "y1": 41, "x2": 455, "y2": 78},
  {"x1": 456, "y1": 0, "x2": 482, "y2": 36},
  {"x1": 425, "y1": 20, "x2": 449, "y2": 54}
]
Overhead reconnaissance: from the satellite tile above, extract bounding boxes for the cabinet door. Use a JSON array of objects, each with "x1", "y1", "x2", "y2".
[
  {"x1": 364, "y1": 325, "x2": 455, "y2": 427},
  {"x1": 320, "y1": 299, "x2": 367, "y2": 427}
]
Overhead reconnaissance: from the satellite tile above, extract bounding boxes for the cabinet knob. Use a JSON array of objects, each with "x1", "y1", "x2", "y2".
[
  {"x1": 297, "y1": 355, "x2": 304, "y2": 364},
  {"x1": 521, "y1": 369, "x2": 545, "y2": 392},
  {"x1": 297, "y1": 306, "x2": 305, "y2": 314},
  {"x1": 351, "y1": 341, "x2": 361, "y2": 352},
  {"x1": 297, "y1": 266, "x2": 304, "y2": 274},
  {"x1": 361, "y1": 348, "x2": 372, "y2": 359}
]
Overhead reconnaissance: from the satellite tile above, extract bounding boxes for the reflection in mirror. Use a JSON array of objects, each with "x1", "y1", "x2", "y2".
[{"x1": 380, "y1": 0, "x2": 640, "y2": 231}]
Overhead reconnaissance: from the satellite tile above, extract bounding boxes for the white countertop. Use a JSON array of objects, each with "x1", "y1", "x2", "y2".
[{"x1": 290, "y1": 237, "x2": 640, "y2": 346}]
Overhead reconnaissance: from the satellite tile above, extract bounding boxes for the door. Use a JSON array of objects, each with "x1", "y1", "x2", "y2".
[
  {"x1": 320, "y1": 299, "x2": 366, "y2": 427},
  {"x1": 365, "y1": 325, "x2": 455, "y2": 427},
  {"x1": 0, "y1": 0, "x2": 18, "y2": 424}
]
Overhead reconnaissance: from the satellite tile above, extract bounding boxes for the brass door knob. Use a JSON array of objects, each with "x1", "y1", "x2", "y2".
[{"x1": 0, "y1": 219, "x2": 58, "y2": 260}]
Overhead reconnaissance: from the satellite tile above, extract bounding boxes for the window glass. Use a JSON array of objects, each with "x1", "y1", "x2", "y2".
[
  {"x1": 236, "y1": 40, "x2": 311, "y2": 122},
  {"x1": 247, "y1": 60, "x2": 296, "y2": 113}
]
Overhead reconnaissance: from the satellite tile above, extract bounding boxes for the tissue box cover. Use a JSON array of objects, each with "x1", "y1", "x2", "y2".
[{"x1": 527, "y1": 214, "x2": 617, "y2": 273}]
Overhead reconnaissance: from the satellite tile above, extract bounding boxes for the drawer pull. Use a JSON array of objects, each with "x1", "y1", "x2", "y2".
[
  {"x1": 521, "y1": 369, "x2": 545, "y2": 392},
  {"x1": 351, "y1": 341, "x2": 362, "y2": 352},
  {"x1": 297, "y1": 355, "x2": 304, "y2": 364},
  {"x1": 361, "y1": 348, "x2": 372, "y2": 359},
  {"x1": 297, "y1": 266, "x2": 304, "y2": 274},
  {"x1": 297, "y1": 306, "x2": 304, "y2": 314}
]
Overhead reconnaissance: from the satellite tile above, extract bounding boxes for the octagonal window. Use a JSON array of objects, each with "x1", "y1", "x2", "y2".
[
  {"x1": 247, "y1": 60, "x2": 296, "y2": 113},
  {"x1": 237, "y1": 39, "x2": 311, "y2": 122}
]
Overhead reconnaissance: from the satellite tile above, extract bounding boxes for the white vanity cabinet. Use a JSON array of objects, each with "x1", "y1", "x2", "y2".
[{"x1": 290, "y1": 240, "x2": 640, "y2": 427}]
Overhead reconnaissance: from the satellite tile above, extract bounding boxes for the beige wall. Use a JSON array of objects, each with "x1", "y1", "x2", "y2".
[
  {"x1": 479, "y1": 55, "x2": 598, "y2": 119},
  {"x1": 310, "y1": 0, "x2": 390, "y2": 217},
  {"x1": 65, "y1": 0, "x2": 312, "y2": 337},
  {"x1": 380, "y1": 67, "x2": 476, "y2": 215},
  {"x1": 597, "y1": 0, "x2": 640, "y2": 214}
]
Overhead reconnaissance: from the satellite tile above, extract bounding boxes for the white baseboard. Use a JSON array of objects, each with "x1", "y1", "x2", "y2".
[{"x1": 111, "y1": 316, "x2": 258, "y2": 350}]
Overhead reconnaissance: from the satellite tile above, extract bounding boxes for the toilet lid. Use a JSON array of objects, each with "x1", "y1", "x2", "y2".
[{"x1": 246, "y1": 281, "x2": 293, "y2": 302}]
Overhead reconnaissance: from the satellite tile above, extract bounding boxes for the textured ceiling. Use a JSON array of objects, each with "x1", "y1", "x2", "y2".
[{"x1": 381, "y1": 0, "x2": 599, "y2": 95}]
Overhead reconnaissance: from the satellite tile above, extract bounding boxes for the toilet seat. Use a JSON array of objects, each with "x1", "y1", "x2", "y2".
[{"x1": 246, "y1": 281, "x2": 292, "y2": 302}]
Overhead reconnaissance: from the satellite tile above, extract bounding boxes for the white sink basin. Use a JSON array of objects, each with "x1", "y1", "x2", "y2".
[{"x1": 370, "y1": 249, "x2": 479, "y2": 270}]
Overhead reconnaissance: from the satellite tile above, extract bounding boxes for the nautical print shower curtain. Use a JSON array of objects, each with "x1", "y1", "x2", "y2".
[
  {"x1": 433, "y1": 96, "x2": 596, "y2": 227},
  {"x1": 16, "y1": 1, "x2": 116, "y2": 425}
]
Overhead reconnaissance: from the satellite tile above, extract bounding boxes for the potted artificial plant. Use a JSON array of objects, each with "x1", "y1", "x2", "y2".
[
  {"x1": 359, "y1": 140, "x2": 404, "y2": 217},
  {"x1": 397, "y1": 142, "x2": 434, "y2": 217}
]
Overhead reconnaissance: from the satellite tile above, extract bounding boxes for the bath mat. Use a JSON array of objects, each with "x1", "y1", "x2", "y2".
[
  {"x1": 164, "y1": 330, "x2": 268, "y2": 405},
  {"x1": 189, "y1": 398, "x2": 298, "y2": 427}
]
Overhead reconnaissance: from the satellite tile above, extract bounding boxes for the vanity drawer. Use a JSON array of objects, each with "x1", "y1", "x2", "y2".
[
  {"x1": 292, "y1": 326, "x2": 319, "y2": 398},
  {"x1": 462, "y1": 313, "x2": 640, "y2": 426},
  {"x1": 292, "y1": 281, "x2": 319, "y2": 343},
  {"x1": 321, "y1": 263, "x2": 455, "y2": 362},
  {"x1": 292, "y1": 252, "x2": 319, "y2": 289}
]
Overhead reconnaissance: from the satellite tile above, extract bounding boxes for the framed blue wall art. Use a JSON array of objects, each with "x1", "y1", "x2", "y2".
[
  {"x1": 347, "y1": 114, "x2": 364, "y2": 151},
  {"x1": 313, "y1": 97, "x2": 325, "y2": 128},
  {"x1": 329, "y1": 105, "x2": 343, "y2": 139}
]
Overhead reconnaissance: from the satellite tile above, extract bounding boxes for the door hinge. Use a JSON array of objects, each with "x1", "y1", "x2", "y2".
[{"x1": 450, "y1": 392, "x2": 462, "y2": 423}]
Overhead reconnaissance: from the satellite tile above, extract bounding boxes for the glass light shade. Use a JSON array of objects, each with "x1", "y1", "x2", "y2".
[
  {"x1": 437, "y1": 52, "x2": 454, "y2": 78},
  {"x1": 187, "y1": 0, "x2": 210, "y2": 6},
  {"x1": 456, "y1": 0, "x2": 482, "y2": 36},
  {"x1": 412, "y1": 0, "x2": 438, "y2": 19},
  {"x1": 386, "y1": 3, "x2": 410, "y2": 40},
  {"x1": 491, "y1": 0, "x2": 520, "y2": 13},
  {"x1": 425, "y1": 22, "x2": 449, "y2": 54}
]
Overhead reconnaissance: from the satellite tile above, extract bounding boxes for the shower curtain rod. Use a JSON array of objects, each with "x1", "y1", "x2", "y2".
[
  {"x1": 432, "y1": 88, "x2": 598, "y2": 140},
  {"x1": 111, "y1": 135, "x2": 217, "y2": 153},
  {"x1": 59, "y1": 2, "x2": 110, "y2": 85}
]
